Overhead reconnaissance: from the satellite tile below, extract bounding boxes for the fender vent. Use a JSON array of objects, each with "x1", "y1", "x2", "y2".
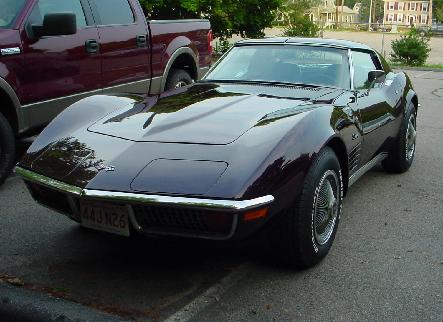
[{"x1": 349, "y1": 143, "x2": 362, "y2": 172}]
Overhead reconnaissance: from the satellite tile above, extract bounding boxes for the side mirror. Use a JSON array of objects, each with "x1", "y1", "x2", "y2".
[
  {"x1": 32, "y1": 13, "x2": 77, "y2": 38},
  {"x1": 367, "y1": 70, "x2": 385, "y2": 84}
]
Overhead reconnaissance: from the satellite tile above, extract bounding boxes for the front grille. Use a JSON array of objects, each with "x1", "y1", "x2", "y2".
[
  {"x1": 26, "y1": 182, "x2": 73, "y2": 216},
  {"x1": 132, "y1": 204, "x2": 232, "y2": 237}
]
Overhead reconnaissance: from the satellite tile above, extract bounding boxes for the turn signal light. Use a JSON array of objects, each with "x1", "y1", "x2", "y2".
[{"x1": 243, "y1": 208, "x2": 268, "y2": 222}]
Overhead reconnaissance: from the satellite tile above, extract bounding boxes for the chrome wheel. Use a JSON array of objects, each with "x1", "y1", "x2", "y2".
[
  {"x1": 405, "y1": 114, "x2": 417, "y2": 161},
  {"x1": 313, "y1": 170, "x2": 340, "y2": 246}
]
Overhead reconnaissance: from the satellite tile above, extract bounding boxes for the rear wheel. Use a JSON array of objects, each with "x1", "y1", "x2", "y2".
[
  {"x1": 165, "y1": 69, "x2": 192, "y2": 91},
  {"x1": 268, "y1": 147, "x2": 343, "y2": 269},
  {"x1": 382, "y1": 103, "x2": 417, "y2": 173},
  {"x1": 0, "y1": 113, "x2": 16, "y2": 185}
]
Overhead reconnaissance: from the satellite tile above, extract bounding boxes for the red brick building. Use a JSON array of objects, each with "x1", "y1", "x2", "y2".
[{"x1": 383, "y1": 0, "x2": 432, "y2": 26}]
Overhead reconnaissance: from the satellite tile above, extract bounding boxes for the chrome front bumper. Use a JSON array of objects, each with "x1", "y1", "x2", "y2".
[{"x1": 15, "y1": 166, "x2": 275, "y2": 240}]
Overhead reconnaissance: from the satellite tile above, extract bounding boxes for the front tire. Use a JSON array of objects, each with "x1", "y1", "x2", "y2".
[
  {"x1": 0, "y1": 113, "x2": 16, "y2": 185},
  {"x1": 268, "y1": 147, "x2": 343, "y2": 269},
  {"x1": 165, "y1": 69, "x2": 192, "y2": 91},
  {"x1": 382, "y1": 103, "x2": 417, "y2": 173}
]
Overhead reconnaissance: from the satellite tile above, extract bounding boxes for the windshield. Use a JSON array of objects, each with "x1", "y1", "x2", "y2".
[
  {"x1": 0, "y1": 0, "x2": 27, "y2": 29},
  {"x1": 205, "y1": 45, "x2": 351, "y2": 89}
]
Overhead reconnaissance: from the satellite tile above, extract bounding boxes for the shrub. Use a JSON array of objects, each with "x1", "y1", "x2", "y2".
[
  {"x1": 214, "y1": 39, "x2": 232, "y2": 55},
  {"x1": 283, "y1": 14, "x2": 321, "y2": 38},
  {"x1": 391, "y1": 28, "x2": 431, "y2": 66}
]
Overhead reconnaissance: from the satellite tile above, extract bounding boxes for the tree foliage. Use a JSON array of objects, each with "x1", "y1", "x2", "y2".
[
  {"x1": 345, "y1": 0, "x2": 383, "y2": 23},
  {"x1": 282, "y1": 0, "x2": 321, "y2": 37},
  {"x1": 391, "y1": 28, "x2": 431, "y2": 66},
  {"x1": 139, "y1": 0, "x2": 282, "y2": 39},
  {"x1": 435, "y1": 0, "x2": 443, "y2": 23}
]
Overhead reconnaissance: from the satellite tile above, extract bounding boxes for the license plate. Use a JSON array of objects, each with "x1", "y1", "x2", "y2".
[{"x1": 80, "y1": 201, "x2": 130, "y2": 237}]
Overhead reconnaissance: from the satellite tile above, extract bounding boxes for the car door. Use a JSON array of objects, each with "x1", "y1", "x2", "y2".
[
  {"x1": 352, "y1": 50, "x2": 399, "y2": 165},
  {"x1": 21, "y1": 0, "x2": 101, "y2": 127},
  {"x1": 89, "y1": 0, "x2": 151, "y2": 94}
]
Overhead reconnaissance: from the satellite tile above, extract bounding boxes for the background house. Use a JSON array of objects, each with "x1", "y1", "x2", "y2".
[
  {"x1": 383, "y1": 0, "x2": 432, "y2": 26},
  {"x1": 307, "y1": 1, "x2": 361, "y2": 28}
]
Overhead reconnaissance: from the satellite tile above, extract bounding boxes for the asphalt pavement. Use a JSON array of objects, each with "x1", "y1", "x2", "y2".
[{"x1": 0, "y1": 70, "x2": 442, "y2": 322}]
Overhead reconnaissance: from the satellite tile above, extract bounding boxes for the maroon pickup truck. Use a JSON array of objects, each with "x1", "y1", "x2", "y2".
[{"x1": 0, "y1": 0, "x2": 212, "y2": 184}]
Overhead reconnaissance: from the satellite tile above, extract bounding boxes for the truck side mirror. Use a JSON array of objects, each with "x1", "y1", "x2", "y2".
[{"x1": 32, "y1": 13, "x2": 77, "y2": 38}]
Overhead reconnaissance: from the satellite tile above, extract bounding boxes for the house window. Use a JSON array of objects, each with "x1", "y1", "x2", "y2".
[
  {"x1": 388, "y1": 13, "x2": 394, "y2": 21},
  {"x1": 397, "y1": 13, "x2": 403, "y2": 22},
  {"x1": 422, "y1": 2, "x2": 428, "y2": 12},
  {"x1": 410, "y1": 2, "x2": 416, "y2": 10},
  {"x1": 421, "y1": 14, "x2": 427, "y2": 23},
  {"x1": 389, "y1": 1, "x2": 395, "y2": 10},
  {"x1": 398, "y1": 2, "x2": 404, "y2": 10}
]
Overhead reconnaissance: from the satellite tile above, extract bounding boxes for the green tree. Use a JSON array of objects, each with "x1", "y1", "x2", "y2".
[
  {"x1": 282, "y1": 0, "x2": 321, "y2": 37},
  {"x1": 139, "y1": 0, "x2": 282, "y2": 39},
  {"x1": 435, "y1": 0, "x2": 443, "y2": 23},
  {"x1": 391, "y1": 28, "x2": 431, "y2": 66}
]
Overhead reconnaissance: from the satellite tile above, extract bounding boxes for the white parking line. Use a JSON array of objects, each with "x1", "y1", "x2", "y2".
[{"x1": 164, "y1": 263, "x2": 251, "y2": 322}]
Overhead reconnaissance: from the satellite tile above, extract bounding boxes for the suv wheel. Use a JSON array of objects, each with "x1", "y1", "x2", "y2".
[
  {"x1": 165, "y1": 69, "x2": 192, "y2": 90},
  {"x1": 0, "y1": 113, "x2": 16, "y2": 185}
]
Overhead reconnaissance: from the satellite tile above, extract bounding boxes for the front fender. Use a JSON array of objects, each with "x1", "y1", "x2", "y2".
[
  {"x1": 23, "y1": 94, "x2": 149, "y2": 160},
  {"x1": 238, "y1": 104, "x2": 354, "y2": 213}
]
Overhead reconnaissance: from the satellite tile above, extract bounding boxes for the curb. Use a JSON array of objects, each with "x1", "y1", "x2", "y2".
[
  {"x1": 393, "y1": 66, "x2": 443, "y2": 72},
  {"x1": 0, "y1": 282, "x2": 131, "y2": 322}
]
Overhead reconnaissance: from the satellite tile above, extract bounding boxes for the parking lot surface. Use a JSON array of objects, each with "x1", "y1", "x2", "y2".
[{"x1": 1, "y1": 70, "x2": 442, "y2": 321}]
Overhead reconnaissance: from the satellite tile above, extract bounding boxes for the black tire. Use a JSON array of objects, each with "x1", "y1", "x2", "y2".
[
  {"x1": 0, "y1": 113, "x2": 16, "y2": 185},
  {"x1": 268, "y1": 147, "x2": 343, "y2": 269},
  {"x1": 165, "y1": 68, "x2": 192, "y2": 91},
  {"x1": 382, "y1": 103, "x2": 417, "y2": 173}
]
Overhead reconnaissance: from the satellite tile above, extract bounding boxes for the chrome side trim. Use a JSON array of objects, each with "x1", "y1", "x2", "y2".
[
  {"x1": 349, "y1": 152, "x2": 388, "y2": 187},
  {"x1": 21, "y1": 78, "x2": 156, "y2": 109},
  {"x1": 83, "y1": 189, "x2": 275, "y2": 211},
  {"x1": 15, "y1": 167, "x2": 83, "y2": 196},
  {"x1": 15, "y1": 166, "x2": 275, "y2": 211}
]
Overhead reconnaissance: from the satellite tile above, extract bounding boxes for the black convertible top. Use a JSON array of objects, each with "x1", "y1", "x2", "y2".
[{"x1": 237, "y1": 37, "x2": 372, "y2": 51}]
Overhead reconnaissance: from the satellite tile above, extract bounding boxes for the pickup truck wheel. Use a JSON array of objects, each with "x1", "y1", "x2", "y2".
[
  {"x1": 0, "y1": 113, "x2": 16, "y2": 185},
  {"x1": 268, "y1": 147, "x2": 343, "y2": 269},
  {"x1": 382, "y1": 103, "x2": 417, "y2": 173},
  {"x1": 165, "y1": 69, "x2": 192, "y2": 90}
]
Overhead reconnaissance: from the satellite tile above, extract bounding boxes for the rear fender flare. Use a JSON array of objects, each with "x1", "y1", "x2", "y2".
[
  {"x1": 161, "y1": 44, "x2": 199, "y2": 92},
  {"x1": 0, "y1": 77, "x2": 24, "y2": 134}
]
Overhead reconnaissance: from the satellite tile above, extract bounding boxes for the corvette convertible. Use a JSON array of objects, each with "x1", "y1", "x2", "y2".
[{"x1": 16, "y1": 38, "x2": 418, "y2": 268}]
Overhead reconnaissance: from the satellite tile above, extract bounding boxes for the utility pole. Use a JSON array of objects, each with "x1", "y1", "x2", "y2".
[
  {"x1": 336, "y1": 0, "x2": 339, "y2": 29},
  {"x1": 341, "y1": 0, "x2": 344, "y2": 27},
  {"x1": 368, "y1": 0, "x2": 373, "y2": 30},
  {"x1": 429, "y1": 0, "x2": 433, "y2": 26}
]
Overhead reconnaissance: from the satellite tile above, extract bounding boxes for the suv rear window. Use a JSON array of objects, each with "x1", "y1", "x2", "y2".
[{"x1": 93, "y1": 0, "x2": 135, "y2": 25}]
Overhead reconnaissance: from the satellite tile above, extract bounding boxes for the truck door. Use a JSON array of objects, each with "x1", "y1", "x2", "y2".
[
  {"x1": 89, "y1": 0, "x2": 151, "y2": 95},
  {"x1": 21, "y1": 0, "x2": 101, "y2": 127}
]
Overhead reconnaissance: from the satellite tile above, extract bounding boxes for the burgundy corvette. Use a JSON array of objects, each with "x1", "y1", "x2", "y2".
[{"x1": 16, "y1": 38, "x2": 418, "y2": 268}]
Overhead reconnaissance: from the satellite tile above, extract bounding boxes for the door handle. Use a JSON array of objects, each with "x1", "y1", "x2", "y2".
[
  {"x1": 136, "y1": 35, "x2": 147, "y2": 47},
  {"x1": 85, "y1": 39, "x2": 99, "y2": 54}
]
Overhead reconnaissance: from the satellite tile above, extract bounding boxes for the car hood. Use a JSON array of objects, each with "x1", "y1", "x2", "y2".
[{"x1": 88, "y1": 83, "x2": 343, "y2": 145}]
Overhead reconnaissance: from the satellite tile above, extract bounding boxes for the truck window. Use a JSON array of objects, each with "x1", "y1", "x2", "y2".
[
  {"x1": 93, "y1": 0, "x2": 135, "y2": 25},
  {"x1": 0, "y1": 0, "x2": 27, "y2": 29},
  {"x1": 28, "y1": 0, "x2": 88, "y2": 29}
]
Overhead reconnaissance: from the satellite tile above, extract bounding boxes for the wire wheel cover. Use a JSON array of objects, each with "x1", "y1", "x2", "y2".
[
  {"x1": 406, "y1": 114, "x2": 417, "y2": 161},
  {"x1": 313, "y1": 170, "x2": 339, "y2": 245}
]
